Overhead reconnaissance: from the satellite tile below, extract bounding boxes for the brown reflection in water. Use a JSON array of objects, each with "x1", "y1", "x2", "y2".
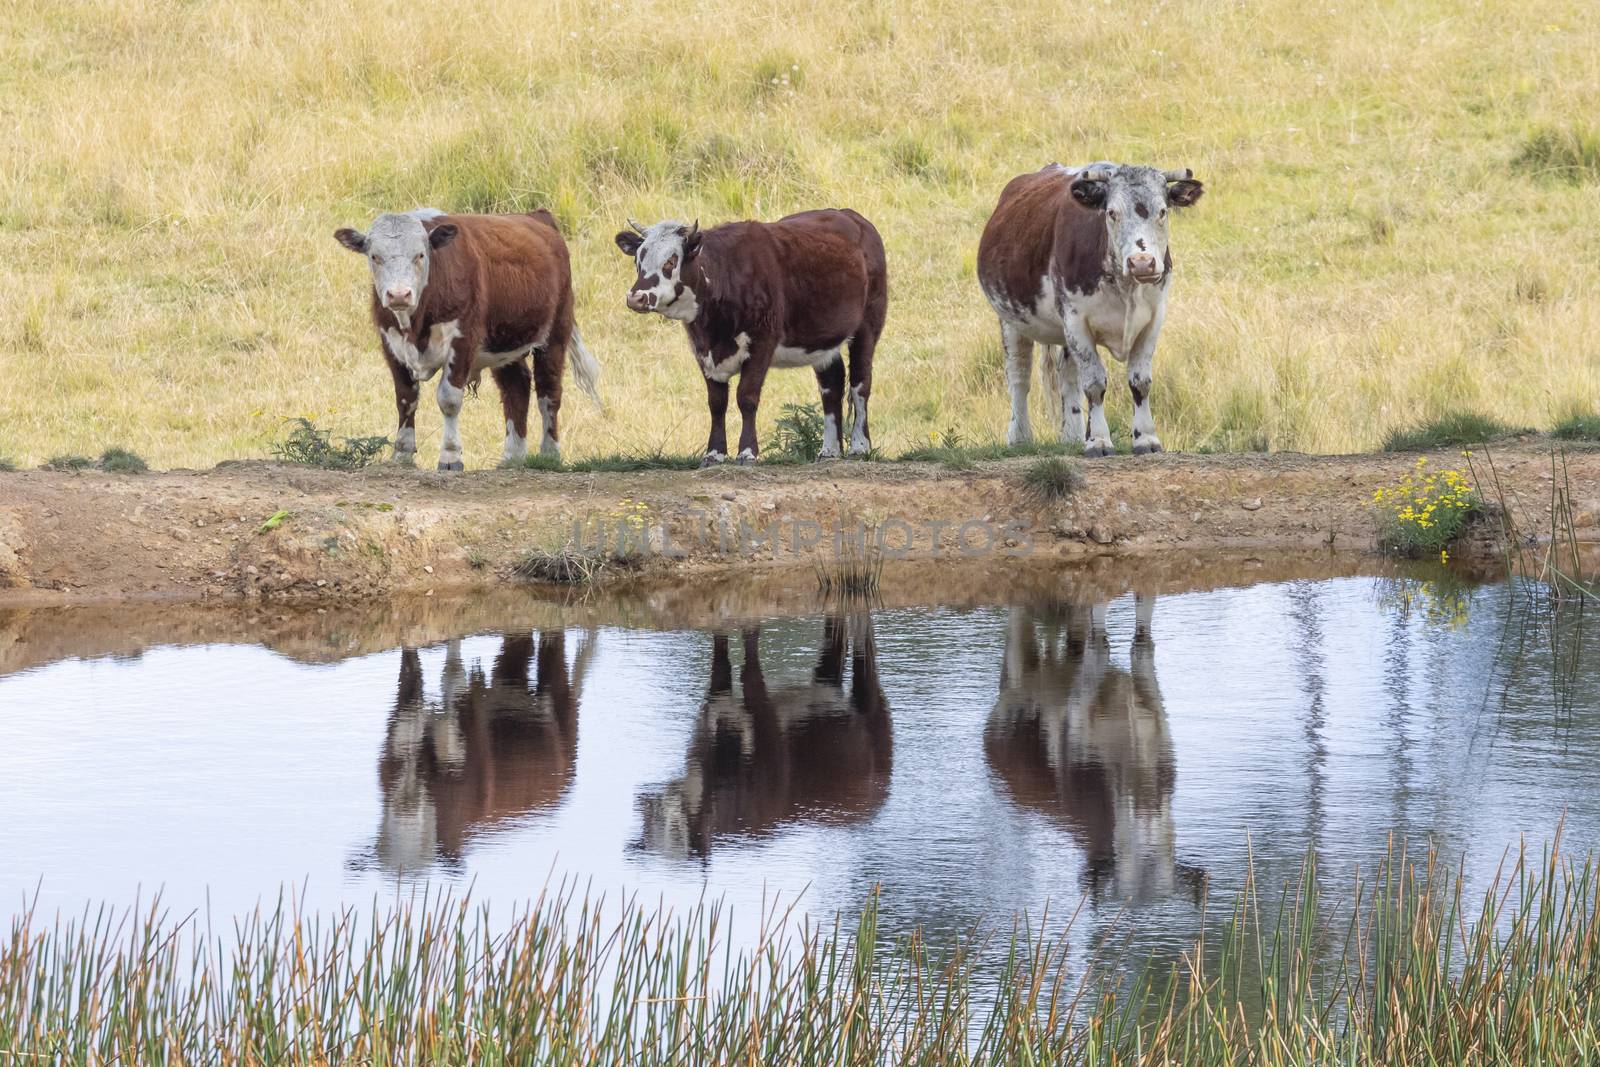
[
  {"x1": 635, "y1": 615, "x2": 891, "y2": 859},
  {"x1": 985, "y1": 596, "x2": 1205, "y2": 903},
  {"x1": 364, "y1": 630, "x2": 593, "y2": 873}
]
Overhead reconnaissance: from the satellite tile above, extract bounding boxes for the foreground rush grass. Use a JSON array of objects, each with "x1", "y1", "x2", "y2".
[
  {"x1": 2, "y1": 0, "x2": 1599, "y2": 468},
  {"x1": 3, "y1": 843, "x2": 1598, "y2": 1065}
]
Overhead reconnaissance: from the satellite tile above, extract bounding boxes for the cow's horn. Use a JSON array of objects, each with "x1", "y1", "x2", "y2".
[
  {"x1": 626, "y1": 218, "x2": 646, "y2": 235},
  {"x1": 686, "y1": 219, "x2": 700, "y2": 238},
  {"x1": 1077, "y1": 166, "x2": 1113, "y2": 182},
  {"x1": 1163, "y1": 168, "x2": 1194, "y2": 182}
]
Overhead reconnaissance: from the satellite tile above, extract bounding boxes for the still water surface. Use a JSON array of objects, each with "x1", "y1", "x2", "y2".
[{"x1": 1, "y1": 567, "x2": 1594, "y2": 964}]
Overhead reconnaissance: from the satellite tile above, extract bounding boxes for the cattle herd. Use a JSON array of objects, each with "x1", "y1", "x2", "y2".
[{"x1": 334, "y1": 162, "x2": 1203, "y2": 470}]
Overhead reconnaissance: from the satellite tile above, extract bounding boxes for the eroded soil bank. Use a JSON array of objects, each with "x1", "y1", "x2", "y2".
[{"x1": 0, "y1": 443, "x2": 1594, "y2": 607}]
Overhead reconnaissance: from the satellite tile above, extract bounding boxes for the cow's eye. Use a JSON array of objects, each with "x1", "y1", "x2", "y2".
[
  {"x1": 413, "y1": 254, "x2": 423, "y2": 264},
  {"x1": 1160, "y1": 208, "x2": 1168, "y2": 219},
  {"x1": 1108, "y1": 209, "x2": 1119, "y2": 221},
  {"x1": 663, "y1": 255, "x2": 679, "y2": 276},
  {"x1": 372, "y1": 255, "x2": 384, "y2": 265}
]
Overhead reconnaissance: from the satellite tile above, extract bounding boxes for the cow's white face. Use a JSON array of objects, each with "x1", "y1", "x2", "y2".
[
  {"x1": 335, "y1": 211, "x2": 458, "y2": 328},
  {"x1": 614, "y1": 220, "x2": 702, "y2": 322},
  {"x1": 1071, "y1": 164, "x2": 1203, "y2": 285}
]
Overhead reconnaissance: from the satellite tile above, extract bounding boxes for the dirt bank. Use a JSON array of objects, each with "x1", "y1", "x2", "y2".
[{"x1": 0, "y1": 443, "x2": 1594, "y2": 607}]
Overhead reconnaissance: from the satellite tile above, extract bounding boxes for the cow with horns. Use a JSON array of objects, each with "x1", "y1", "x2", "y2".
[
  {"x1": 977, "y1": 163, "x2": 1204, "y2": 457},
  {"x1": 615, "y1": 211, "x2": 888, "y2": 465}
]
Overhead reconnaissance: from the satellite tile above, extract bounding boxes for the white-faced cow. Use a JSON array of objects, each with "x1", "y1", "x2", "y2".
[
  {"x1": 335, "y1": 209, "x2": 601, "y2": 470},
  {"x1": 614, "y1": 211, "x2": 887, "y2": 465},
  {"x1": 977, "y1": 164, "x2": 1204, "y2": 457}
]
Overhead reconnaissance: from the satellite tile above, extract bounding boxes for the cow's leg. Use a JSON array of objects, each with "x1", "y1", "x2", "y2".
[
  {"x1": 1064, "y1": 314, "x2": 1113, "y2": 458},
  {"x1": 734, "y1": 344, "x2": 774, "y2": 464},
  {"x1": 1001, "y1": 321, "x2": 1034, "y2": 446},
  {"x1": 1047, "y1": 345, "x2": 1085, "y2": 444},
  {"x1": 385, "y1": 351, "x2": 419, "y2": 463},
  {"x1": 815, "y1": 356, "x2": 845, "y2": 460},
  {"x1": 434, "y1": 334, "x2": 476, "y2": 471},
  {"x1": 532, "y1": 345, "x2": 565, "y2": 459},
  {"x1": 846, "y1": 316, "x2": 880, "y2": 455},
  {"x1": 492, "y1": 361, "x2": 532, "y2": 466},
  {"x1": 702, "y1": 378, "x2": 730, "y2": 466},
  {"x1": 1127, "y1": 305, "x2": 1168, "y2": 456}
]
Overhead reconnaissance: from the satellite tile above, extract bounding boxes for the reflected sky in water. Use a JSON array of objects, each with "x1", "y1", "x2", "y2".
[{"x1": 1, "y1": 575, "x2": 1595, "y2": 967}]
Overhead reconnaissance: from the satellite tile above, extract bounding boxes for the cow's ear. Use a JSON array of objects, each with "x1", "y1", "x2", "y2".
[
  {"x1": 615, "y1": 230, "x2": 643, "y2": 257},
  {"x1": 334, "y1": 228, "x2": 368, "y2": 254},
  {"x1": 1070, "y1": 179, "x2": 1108, "y2": 210},
  {"x1": 1167, "y1": 179, "x2": 1204, "y2": 208},
  {"x1": 428, "y1": 223, "x2": 459, "y2": 249},
  {"x1": 683, "y1": 227, "x2": 703, "y2": 260}
]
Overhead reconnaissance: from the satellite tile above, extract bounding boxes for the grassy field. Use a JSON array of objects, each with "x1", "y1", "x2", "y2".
[{"x1": 1, "y1": 0, "x2": 1597, "y2": 469}]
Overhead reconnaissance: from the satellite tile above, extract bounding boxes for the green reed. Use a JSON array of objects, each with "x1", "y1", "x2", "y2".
[{"x1": 3, "y1": 839, "x2": 1599, "y2": 1065}]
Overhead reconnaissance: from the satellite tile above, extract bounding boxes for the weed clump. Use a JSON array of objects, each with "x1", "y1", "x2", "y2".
[
  {"x1": 47, "y1": 454, "x2": 94, "y2": 471},
  {"x1": 0, "y1": 455, "x2": 14, "y2": 472},
  {"x1": 99, "y1": 447, "x2": 148, "y2": 473},
  {"x1": 272, "y1": 418, "x2": 389, "y2": 470},
  {"x1": 512, "y1": 544, "x2": 638, "y2": 584},
  {"x1": 1373, "y1": 457, "x2": 1480, "y2": 556},
  {"x1": 1512, "y1": 125, "x2": 1600, "y2": 183},
  {"x1": 1382, "y1": 412, "x2": 1514, "y2": 452},
  {"x1": 773, "y1": 402, "x2": 827, "y2": 462},
  {"x1": 1553, "y1": 412, "x2": 1600, "y2": 441},
  {"x1": 1021, "y1": 456, "x2": 1084, "y2": 503}
]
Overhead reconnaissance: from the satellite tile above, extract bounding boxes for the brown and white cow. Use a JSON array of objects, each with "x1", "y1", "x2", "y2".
[
  {"x1": 634, "y1": 614, "x2": 891, "y2": 858},
  {"x1": 978, "y1": 164, "x2": 1203, "y2": 457},
  {"x1": 984, "y1": 595, "x2": 1205, "y2": 903},
  {"x1": 335, "y1": 209, "x2": 601, "y2": 470},
  {"x1": 614, "y1": 211, "x2": 887, "y2": 465}
]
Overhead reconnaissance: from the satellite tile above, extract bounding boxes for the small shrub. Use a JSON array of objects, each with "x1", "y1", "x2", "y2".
[
  {"x1": 1382, "y1": 412, "x2": 1513, "y2": 452},
  {"x1": 1373, "y1": 458, "x2": 1480, "y2": 556},
  {"x1": 772, "y1": 403, "x2": 827, "y2": 462},
  {"x1": 1553, "y1": 412, "x2": 1600, "y2": 441},
  {"x1": 513, "y1": 545, "x2": 637, "y2": 585},
  {"x1": 1512, "y1": 125, "x2": 1600, "y2": 184},
  {"x1": 99, "y1": 447, "x2": 148, "y2": 473},
  {"x1": 48, "y1": 454, "x2": 94, "y2": 471},
  {"x1": 272, "y1": 418, "x2": 389, "y2": 470},
  {"x1": 466, "y1": 549, "x2": 489, "y2": 570},
  {"x1": 0, "y1": 456, "x2": 15, "y2": 472},
  {"x1": 1021, "y1": 457, "x2": 1084, "y2": 503}
]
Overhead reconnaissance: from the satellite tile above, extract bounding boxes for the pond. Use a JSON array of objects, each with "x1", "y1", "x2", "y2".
[{"x1": 1, "y1": 557, "x2": 1595, "y2": 975}]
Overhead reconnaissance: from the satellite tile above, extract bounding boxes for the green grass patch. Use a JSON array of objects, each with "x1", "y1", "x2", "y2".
[
  {"x1": 47, "y1": 454, "x2": 95, "y2": 471},
  {"x1": 1553, "y1": 412, "x2": 1600, "y2": 442},
  {"x1": 98, "y1": 447, "x2": 148, "y2": 473},
  {"x1": 271, "y1": 418, "x2": 389, "y2": 470},
  {"x1": 1512, "y1": 125, "x2": 1600, "y2": 184},
  {"x1": 1382, "y1": 412, "x2": 1515, "y2": 452},
  {"x1": 1020, "y1": 456, "x2": 1084, "y2": 503},
  {"x1": 897, "y1": 433, "x2": 1079, "y2": 470},
  {"x1": 0, "y1": 455, "x2": 14, "y2": 472},
  {"x1": 524, "y1": 448, "x2": 703, "y2": 474},
  {"x1": 3, "y1": 843, "x2": 1599, "y2": 1062}
]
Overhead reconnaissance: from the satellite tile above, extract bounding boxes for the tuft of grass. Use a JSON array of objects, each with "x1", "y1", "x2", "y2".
[
  {"x1": 516, "y1": 452, "x2": 565, "y2": 472},
  {"x1": 98, "y1": 447, "x2": 148, "y2": 473},
  {"x1": 558, "y1": 450, "x2": 703, "y2": 474},
  {"x1": 772, "y1": 402, "x2": 827, "y2": 462},
  {"x1": 512, "y1": 544, "x2": 638, "y2": 584},
  {"x1": 47, "y1": 454, "x2": 95, "y2": 471},
  {"x1": 1021, "y1": 456, "x2": 1084, "y2": 503},
  {"x1": 815, "y1": 539, "x2": 883, "y2": 598},
  {"x1": 271, "y1": 418, "x2": 389, "y2": 470},
  {"x1": 2, "y1": 841, "x2": 1600, "y2": 1063},
  {"x1": 1382, "y1": 412, "x2": 1515, "y2": 452},
  {"x1": 0, "y1": 456, "x2": 14, "y2": 473},
  {"x1": 898, "y1": 435, "x2": 1078, "y2": 470},
  {"x1": 1553, "y1": 412, "x2": 1600, "y2": 441},
  {"x1": 1512, "y1": 125, "x2": 1600, "y2": 183},
  {"x1": 466, "y1": 548, "x2": 489, "y2": 570}
]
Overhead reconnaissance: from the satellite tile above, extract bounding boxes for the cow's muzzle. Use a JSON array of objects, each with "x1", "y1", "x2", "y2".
[
  {"x1": 626, "y1": 289, "x2": 656, "y2": 313},
  {"x1": 1126, "y1": 253, "x2": 1162, "y2": 284}
]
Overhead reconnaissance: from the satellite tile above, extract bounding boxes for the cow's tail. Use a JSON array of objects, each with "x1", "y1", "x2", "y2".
[
  {"x1": 568, "y1": 326, "x2": 604, "y2": 409},
  {"x1": 1039, "y1": 345, "x2": 1067, "y2": 430}
]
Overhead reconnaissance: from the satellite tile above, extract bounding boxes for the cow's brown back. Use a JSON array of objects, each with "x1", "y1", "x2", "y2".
[{"x1": 978, "y1": 166, "x2": 1107, "y2": 309}]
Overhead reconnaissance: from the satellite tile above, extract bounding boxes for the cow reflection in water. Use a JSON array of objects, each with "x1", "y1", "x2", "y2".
[
  {"x1": 371, "y1": 631, "x2": 594, "y2": 872},
  {"x1": 637, "y1": 615, "x2": 891, "y2": 859},
  {"x1": 986, "y1": 596, "x2": 1205, "y2": 903}
]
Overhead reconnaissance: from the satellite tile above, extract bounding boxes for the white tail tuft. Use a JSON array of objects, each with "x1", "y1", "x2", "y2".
[{"x1": 568, "y1": 327, "x2": 604, "y2": 409}]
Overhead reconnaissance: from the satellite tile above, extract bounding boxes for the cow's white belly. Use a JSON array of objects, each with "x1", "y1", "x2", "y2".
[
  {"x1": 773, "y1": 345, "x2": 842, "y2": 369},
  {"x1": 474, "y1": 344, "x2": 535, "y2": 372}
]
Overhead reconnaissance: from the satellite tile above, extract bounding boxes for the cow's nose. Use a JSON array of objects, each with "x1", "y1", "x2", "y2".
[
  {"x1": 626, "y1": 290, "x2": 651, "y2": 313},
  {"x1": 1127, "y1": 253, "x2": 1159, "y2": 278},
  {"x1": 384, "y1": 287, "x2": 414, "y2": 306}
]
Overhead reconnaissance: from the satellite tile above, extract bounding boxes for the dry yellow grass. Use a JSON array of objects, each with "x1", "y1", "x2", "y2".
[{"x1": 1, "y1": 0, "x2": 1597, "y2": 468}]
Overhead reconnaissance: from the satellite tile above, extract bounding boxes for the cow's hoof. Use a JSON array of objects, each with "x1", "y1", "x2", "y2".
[
  {"x1": 1006, "y1": 426, "x2": 1034, "y2": 448},
  {"x1": 700, "y1": 451, "x2": 726, "y2": 468},
  {"x1": 735, "y1": 449, "x2": 758, "y2": 466},
  {"x1": 816, "y1": 448, "x2": 842, "y2": 462},
  {"x1": 437, "y1": 460, "x2": 465, "y2": 472},
  {"x1": 1132, "y1": 437, "x2": 1164, "y2": 456},
  {"x1": 390, "y1": 451, "x2": 417, "y2": 468},
  {"x1": 1083, "y1": 440, "x2": 1114, "y2": 459}
]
